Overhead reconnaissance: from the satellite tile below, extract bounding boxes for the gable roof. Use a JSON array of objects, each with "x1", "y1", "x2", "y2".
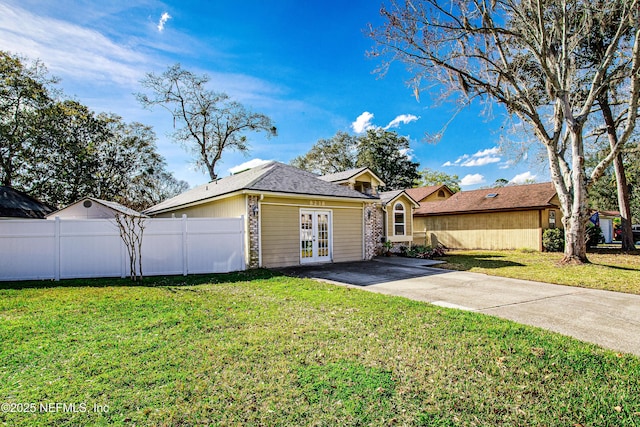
[
  {"x1": 145, "y1": 161, "x2": 378, "y2": 215},
  {"x1": 47, "y1": 197, "x2": 146, "y2": 218},
  {"x1": 0, "y1": 186, "x2": 55, "y2": 219},
  {"x1": 379, "y1": 190, "x2": 420, "y2": 208},
  {"x1": 414, "y1": 182, "x2": 558, "y2": 216},
  {"x1": 405, "y1": 185, "x2": 452, "y2": 202},
  {"x1": 319, "y1": 167, "x2": 385, "y2": 186}
]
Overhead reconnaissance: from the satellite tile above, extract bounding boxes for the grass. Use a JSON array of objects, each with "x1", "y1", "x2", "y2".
[
  {"x1": 435, "y1": 248, "x2": 640, "y2": 295},
  {"x1": 1, "y1": 270, "x2": 640, "y2": 426}
]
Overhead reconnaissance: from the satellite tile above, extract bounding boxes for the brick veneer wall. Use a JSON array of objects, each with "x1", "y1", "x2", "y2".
[
  {"x1": 364, "y1": 203, "x2": 384, "y2": 259},
  {"x1": 247, "y1": 195, "x2": 260, "y2": 268}
]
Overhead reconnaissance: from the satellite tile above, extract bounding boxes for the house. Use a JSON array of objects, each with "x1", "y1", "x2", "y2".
[
  {"x1": 319, "y1": 167, "x2": 419, "y2": 249},
  {"x1": 46, "y1": 198, "x2": 146, "y2": 219},
  {"x1": 413, "y1": 182, "x2": 562, "y2": 251},
  {"x1": 405, "y1": 185, "x2": 455, "y2": 204},
  {"x1": 144, "y1": 162, "x2": 380, "y2": 268},
  {"x1": 0, "y1": 186, "x2": 55, "y2": 219}
]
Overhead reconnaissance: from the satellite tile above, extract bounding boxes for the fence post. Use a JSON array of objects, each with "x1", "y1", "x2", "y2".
[
  {"x1": 182, "y1": 214, "x2": 188, "y2": 276},
  {"x1": 54, "y1": 217, "x2": 61, "y2": 281}
]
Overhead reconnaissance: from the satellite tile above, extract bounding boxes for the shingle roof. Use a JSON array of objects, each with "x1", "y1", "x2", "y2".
[
  {"x1": 379, "y1": 190, "x2": 419, "y2": 207},
  {"x1": 0, "y1": 186, "x2": 55, "y2": 219},
  {"x1": 89, "y1": 198, "x2": 146, "y2": 217},
  {"x1": 145, "y1": 161, "x2": 378, "y2": 214},
  {"x1": 414, "y1": 182, "x2": 558, "y2": 216},
  {"x1": 318, "y1": 167, "x2": 371, "y2": 183},
  {"x1": 405, "y1": 185, "x2": 450, "y2": 202}
]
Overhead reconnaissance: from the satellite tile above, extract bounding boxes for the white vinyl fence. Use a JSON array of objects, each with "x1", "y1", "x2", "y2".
[{"x1": 0, "y1": 216, "x2": 246, "y2": 281}]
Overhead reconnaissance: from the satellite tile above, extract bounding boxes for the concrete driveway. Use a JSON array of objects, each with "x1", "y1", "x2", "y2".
[{"x1": 277, "y1": 257, "x2": 640, "y2": 356}]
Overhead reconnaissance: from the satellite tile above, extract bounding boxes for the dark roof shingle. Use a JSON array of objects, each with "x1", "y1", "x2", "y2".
[
  {"x1": 414, "y1": 182, "x2": 558, "y2": 216},
  {"x1": 145, "y1": 162, "x2": 377, "y2": 214},
  {"x1": 0, "y1": 186, "x2": 55, "y2": 219}
]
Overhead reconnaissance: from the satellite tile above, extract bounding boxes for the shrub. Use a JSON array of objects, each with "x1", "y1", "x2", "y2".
[
  {"x1": 405, "y1": 244, "x2": 447, "y2": 259},
  {"x1": 586, "y1": 223, "x2": 604, "y2": 248},
  {"x1": 543, "y1": 228, "x2": 564, "y2": 252}
]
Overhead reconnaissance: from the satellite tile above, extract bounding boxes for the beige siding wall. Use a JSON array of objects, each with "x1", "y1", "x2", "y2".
[
  {"x1": 414, "y1": 210, "x2": 544, "y2": 250},
  {"x1": 386, "y1": 197, "x2": 413, "y2": 243},
  {"x1": 332, "y1": 208, "x2": 363, "y2": 263},
  {"x1": 153, "y1": 195, "x2": 246, "y2": 218},
  {"x1": 260, "y1": 196, "x2": 364, "y2": 268},
  {"x1": 261, "y1": 204, "x2": 300, "y2": 268}
]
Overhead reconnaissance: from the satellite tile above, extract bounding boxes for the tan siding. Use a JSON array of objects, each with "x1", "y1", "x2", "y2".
[
  {"x1": 261, "y1": 204, "x2": 300, "y2": 268},
  {"x1": 332, "y1": 208, "x2": 363, "y2": 262},
  {"x1": 154, "y1": 195, "x2": 246, "y2": 218},
  {"x1": 415, "y1": 211, "x2": 543, "y2": 250},
  {"x1": 261, "y1": 202, "x2": 365, "y2": 268},
  {"x1": 387, "y1": 197, "x2": 413, "y2": 243}
]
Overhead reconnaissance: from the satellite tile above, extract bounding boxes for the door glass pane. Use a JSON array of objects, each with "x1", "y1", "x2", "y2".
[
  {"x1": 317, "y1": 214, "x2": 329, "y2": 257},
  {"x1": 301, "y1": 213, "x2": 313, "y2": 258}
]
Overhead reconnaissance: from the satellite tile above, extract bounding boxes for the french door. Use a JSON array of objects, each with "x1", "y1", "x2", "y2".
[{"x1": 300, "y1": 210, "x2": 332, "y2": 263}]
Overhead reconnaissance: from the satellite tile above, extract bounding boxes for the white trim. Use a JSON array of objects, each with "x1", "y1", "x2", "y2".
[
  {"x1": 393, "y1": 202, "x2": 406, "y2": 236},
  {"x1": 299, "y1": 209, "x2": 333, "y2": 264}
]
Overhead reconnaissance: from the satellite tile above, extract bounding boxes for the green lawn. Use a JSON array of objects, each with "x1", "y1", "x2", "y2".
[
  {"x1": 1, "y1": 271, "x2": 639, "y2": 426},
  {"x1": 435, "y1": 249, "x2": 640, "y2": 295}
]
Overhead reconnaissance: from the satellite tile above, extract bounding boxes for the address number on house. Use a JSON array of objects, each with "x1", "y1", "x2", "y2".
[{"x1": 309, "y1": 200, "x2": 326, "y2": 206}]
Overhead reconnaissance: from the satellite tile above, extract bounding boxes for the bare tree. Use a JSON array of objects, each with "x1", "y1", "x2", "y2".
[
  {"x1": 136, "y1": 64, "x2": 277, "y2": 181},
  {"x1": 115, "y1": 213, "x2": 146, "y2": 282},
  {"x1": 369, "y1": 0, "x2": 640, "y2": 263}
]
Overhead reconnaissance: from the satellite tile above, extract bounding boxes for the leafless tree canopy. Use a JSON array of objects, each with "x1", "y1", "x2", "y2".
[{"x1": 370, "y1": 0, "x2": 639, "y2": 262}]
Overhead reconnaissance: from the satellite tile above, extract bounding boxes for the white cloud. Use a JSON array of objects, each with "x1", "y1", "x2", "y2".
[
  {"x1": 460, "y1": 173, "x2": 486, "y2": 186},
  {"x1": 0, "y1": 2, "x2": 149, "y2": 86},
  {"x1": 442, "y1": 146, "x2": 501, "y2": 168},
  {"x1": 157, "y1": 12, "x2": 171, "y2": 32},
  {"x1": 510, "y1": 171, "x2": 537, "y2": 184},
  {"x1": 384, "y1": 114, "x2": 419, "y2": 130},
  {"x1": 229, "y1": 159, "x2": 271, "y2": 175},
  {"x1": 351, "y1": 112, "x2": 375, "y2": 134},
  {"x1": 460, "y1": 156, "x2": 501, "y2": 167},
  {"x1": 442, "y1": 161, "x2": 454, "y2": 167}
]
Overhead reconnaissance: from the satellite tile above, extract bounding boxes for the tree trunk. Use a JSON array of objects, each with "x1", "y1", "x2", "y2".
[
  {"x1": 600, "y1": 94, "x2": 636, "y2": 250},
  {"x1": 562, "y1": 209, "x2": 590, "y2": 264},
  {"x1": 613, "y1": 153, "x2": 636, "y2": 250}
]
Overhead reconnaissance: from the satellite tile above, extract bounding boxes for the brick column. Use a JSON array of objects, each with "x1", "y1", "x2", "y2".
[
  {"x1": 363, "y1": 203, "x2": 384, "y2": 259},
  {"x1": 247, "y1": 195, "x2": 261, "y2": 268}
]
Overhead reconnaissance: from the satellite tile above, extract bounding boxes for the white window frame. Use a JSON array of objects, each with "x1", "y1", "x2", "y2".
[{"x1": 393, "y1": 202, "x2": 405, "y2": 236}]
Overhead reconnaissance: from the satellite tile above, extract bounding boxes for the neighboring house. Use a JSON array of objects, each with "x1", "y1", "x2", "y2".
[
  {"x1": 405, "y1": 185, "x2": 455, "y2": 204},
  {"x1": 145, "y1": 162, "x2": 380, "y2": 268},
  {"x1": 413, "y1": 182, "x2": 562, "y2": 251},
  {"x1": 47, "y1": 198, "x2": 146, "y2": 219},
  {"x1": 319, "y1": 167, "x2": 419, "y2": 248},
  {"x1": 0, "y1": 186, "x2": 55, "y2": 219}
]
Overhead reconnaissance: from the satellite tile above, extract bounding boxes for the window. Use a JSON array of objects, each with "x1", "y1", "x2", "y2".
[
  {"x1": 394, "y1": 203, "x2": 405, "y2": 235},
  {"x1": 549, "y1": 210, "x2": 556, "y2": 228}
]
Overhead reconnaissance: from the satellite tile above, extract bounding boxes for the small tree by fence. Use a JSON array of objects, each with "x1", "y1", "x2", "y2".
[{"x1": 114, "y1": 214, "x2": 146, "y2": 281}]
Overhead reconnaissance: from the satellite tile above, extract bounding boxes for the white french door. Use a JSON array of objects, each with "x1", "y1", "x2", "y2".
[{"x1": 300, "y1": 210, "x2": 332, "y2": 263}]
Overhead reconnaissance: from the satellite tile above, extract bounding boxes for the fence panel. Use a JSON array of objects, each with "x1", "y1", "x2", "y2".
[
  {"x1": 0, "y1": 220, "x2": 57, "y2": 280},
  {"x1": 59, "y1": 219, "x2": 123, "y2": 279},
  {"x1": 0, "y1": 216, "x2": 245, "y2": 281}
]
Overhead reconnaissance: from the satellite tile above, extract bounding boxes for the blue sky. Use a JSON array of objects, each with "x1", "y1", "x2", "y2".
[{"x1": 1, "y1": 0, "x2": 546, "y2": 189}]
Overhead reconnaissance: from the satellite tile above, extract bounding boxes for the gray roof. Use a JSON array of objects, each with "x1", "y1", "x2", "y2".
[
  {"x1": 379, "y1": 190, "x2": 419, "y2": 207},
  {"x1": 145, "y1": 162, "x2": 378, "y2": 214},
  {"x1": 0, "y1": 186, "x2": 55, "y2": 218},
  {"x1": 319, "y1": 167, "x2": 386, "y2": 186},
  {"x1": 91, "y1": 198, "x2": 147, "y2": 217},
  {"x1": 319, "y1": 167, "x2": 371, "y2": 183}
]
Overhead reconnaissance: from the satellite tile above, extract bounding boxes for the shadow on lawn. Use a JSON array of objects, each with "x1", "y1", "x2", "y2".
[
  {"x1": 0, "y1": 269, "x2": 283, "y2": 291},
  {"x1": 436, "y1": 253, "x2": 525, "y2": 271}
]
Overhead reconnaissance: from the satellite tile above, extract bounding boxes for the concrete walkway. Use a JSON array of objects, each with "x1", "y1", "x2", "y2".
[{"x1": 278, "y1": 257, "x2": 640, "y2": 356}]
